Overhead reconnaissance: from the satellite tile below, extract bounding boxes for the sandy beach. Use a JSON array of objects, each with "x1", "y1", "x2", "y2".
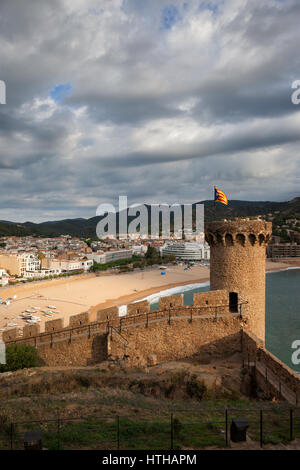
[{"x1": 0, "y1": 260, "x2": 298, "y2": 336}]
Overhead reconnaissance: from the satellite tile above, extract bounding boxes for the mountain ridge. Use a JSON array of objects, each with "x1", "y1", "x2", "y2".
[{"x1": 0, "y1": 197, "x2": 299, "y2": 238}]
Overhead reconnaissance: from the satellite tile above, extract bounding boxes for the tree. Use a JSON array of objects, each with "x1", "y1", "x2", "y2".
[
  {"x1": 145, "y1": 246, "x2": 158, "y2": 259},
  {"x1": 0, "y1": 344, "x2": 39, "y2": 372}
]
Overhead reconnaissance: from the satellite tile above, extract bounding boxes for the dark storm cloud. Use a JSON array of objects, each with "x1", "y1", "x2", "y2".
[
  {"x1": 0, "y1": 0, "x2": 299, "y2": 221},
  {"x1": 67, "y1": 94, "x2": 183, "y2": 125}
]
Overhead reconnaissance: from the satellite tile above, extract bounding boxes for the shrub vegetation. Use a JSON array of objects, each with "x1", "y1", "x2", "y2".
[{"x1": 0, "y1": 344, "x2": 39, "y2": 373}]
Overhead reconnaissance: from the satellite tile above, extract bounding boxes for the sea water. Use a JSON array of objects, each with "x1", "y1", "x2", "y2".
[{"x1": 266, "y1": 269, "x2": 300, "y2": 373}]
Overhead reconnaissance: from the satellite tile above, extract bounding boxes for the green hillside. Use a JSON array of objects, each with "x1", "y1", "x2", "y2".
[{"x1": 0, "y1": 197, "x2": 299, "y2": 238}]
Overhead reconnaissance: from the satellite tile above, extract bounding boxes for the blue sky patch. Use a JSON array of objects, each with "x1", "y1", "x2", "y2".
[
  {"x1": 198, "y1": 1, "x2": 221, "y2": 16},
  {"x1": 161, "y1": 5, "x2": 181, "y2": 30},
  {"x1": 50, "y1": 83, "x2": 72, "y2": 102}
]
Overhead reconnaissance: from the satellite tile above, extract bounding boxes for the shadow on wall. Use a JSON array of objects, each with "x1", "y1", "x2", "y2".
[
  {"x1": 88, "y1": 335, "x2": 108, "y2": 365},
  {"x1": 108, "y1": 329, "x2": 243, "y2": 368},
  {"x1": 187, "y1": 332, "x2": 243, "y2": 364}
]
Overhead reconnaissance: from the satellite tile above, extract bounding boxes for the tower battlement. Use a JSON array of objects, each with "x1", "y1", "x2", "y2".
[{"x1": 205, "y1": 219, "x2": 272, "y2": 247}]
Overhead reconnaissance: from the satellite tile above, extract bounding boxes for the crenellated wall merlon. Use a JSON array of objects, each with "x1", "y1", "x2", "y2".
[
  {"x1": 2, "y1": 327, "x2": 18, "y2": 342},
  {"x1": 69, "y1": 311, "x2": 90, "y2": 327},
  {"x1": 97, "y1": 306, "x2": 119, "y2": 322},
  {"x1": 45, "y1": 318, "x2": 64, "y2": 332},
  {"x1": 23, "y1": 324, "x2": 40, "y2": 338},
  {"x1": 193, "y1": 289, "x2": 228, "y2": 306},
  {"x1": 158, "y1": 294, "x2": 183, "y2": 310},
  {"x1": 127, "y1": 300, "x2": 150, "y2": 315}
]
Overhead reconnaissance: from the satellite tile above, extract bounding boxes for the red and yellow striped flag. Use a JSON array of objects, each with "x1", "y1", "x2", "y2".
[{"x1": 214, "y1": 187, "x2": 228, "y2": 205}]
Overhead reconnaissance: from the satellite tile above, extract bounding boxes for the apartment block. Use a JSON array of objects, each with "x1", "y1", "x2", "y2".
[
  {"x1": 0, "y1": 253, "x2": 40, "y2": 276},
  {"x1": 87, "y1": 249, "x2": 133, "y2": 264}
]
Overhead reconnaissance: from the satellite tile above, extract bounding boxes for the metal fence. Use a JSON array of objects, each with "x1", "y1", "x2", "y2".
[
  {"x1": 243, "y1": 354, "x2": 299, "y2": 406},
  {"x1": 4, "y1": 301, "x2": 248, "y2": 349},
  {"x1": 1, "y1": 406, "x2": 300, "y2": 450}
]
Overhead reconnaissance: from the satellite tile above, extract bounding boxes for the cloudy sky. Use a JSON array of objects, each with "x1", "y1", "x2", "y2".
[{"x1": 0, "y1": 0, "x2": 300, "y2": 222}]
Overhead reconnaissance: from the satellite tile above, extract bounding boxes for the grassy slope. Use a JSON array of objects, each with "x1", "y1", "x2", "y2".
[{"x1": 0, "y1": 364, "x2": 299, "y2": 450}]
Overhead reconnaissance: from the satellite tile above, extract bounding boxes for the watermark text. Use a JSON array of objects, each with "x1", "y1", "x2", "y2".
[
  {"x1": 0, "y1": 80, "x2": 6, "y2": 104},
  {"x1": 0, "y1": 340, "x2": 6, "y2": 365},
  {"x1": 291, "y1": 340, "x2": 300, "y2": 365},
  {"x1": 96, "y1": 196, "x2": 204, "y2": 240},
  {"x1": 291, "y1": 80, "x2": 300, "y2": 105}
]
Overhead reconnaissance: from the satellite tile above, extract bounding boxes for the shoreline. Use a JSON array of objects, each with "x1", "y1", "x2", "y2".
[
  {"x1": 91, "y1": 262, "x2": 300, "y2": 314},
  {"x1": 89, "y1": 278, "x2": 210, "y2": 314}
]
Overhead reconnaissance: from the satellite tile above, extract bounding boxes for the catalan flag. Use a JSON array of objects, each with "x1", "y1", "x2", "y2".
[{"x1": 214, "y1": 187, "x2": 228, "y2": 205}]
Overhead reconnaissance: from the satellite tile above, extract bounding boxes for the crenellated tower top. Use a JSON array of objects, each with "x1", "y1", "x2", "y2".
[{"x1": 205, "y1": 219, "x2": 272, "y2": 247}]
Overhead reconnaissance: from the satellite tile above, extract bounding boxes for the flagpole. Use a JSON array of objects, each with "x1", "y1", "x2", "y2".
[{"x1": 214, "y1": 186, "x2": 216, "y2": 210}]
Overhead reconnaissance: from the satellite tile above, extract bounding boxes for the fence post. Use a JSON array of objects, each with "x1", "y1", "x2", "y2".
[
  {"x1": 168, "y1": 308, "x2": 171, "y2": 325},
  {"x1": 189, "y1": 307, "x2": 193, "y2": 323},
  {"x1": 260, "y1": 410, "x2": 263, "y2": 448},
  {"x1": 279, "y1": 380, "x2": 282, "y2": 400},
  {"x1": 225, "y1": 409, "x2": 228, "y2": 447},
  {"x1": 146, "y1": 312, "x2": 148, "y2": 328},
  {"x1": 57, "y1": 416, "x2": 60, "y2": 450},
  {"x1": 290, "y1": 409, "x2": 294, "y2": 441},
  {"x1": 10, "y1": 423, "x2": 14, "y2": 450},
  {"x1": 117, "y1": 415, "x2": 120, "y2": 450},
  {"x1": 170, "y1": 413, "x2": 174, "y2": 450}
]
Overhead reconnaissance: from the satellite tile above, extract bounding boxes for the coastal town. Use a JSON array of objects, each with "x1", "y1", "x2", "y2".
[{"x1": 0, "y1": 232, "x2": 210, "y2": 285}]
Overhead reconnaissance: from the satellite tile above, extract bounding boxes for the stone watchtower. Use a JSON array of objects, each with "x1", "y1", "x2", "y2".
[{"x1": 205, "y1": 219, "x2": 272, "y2": 343}]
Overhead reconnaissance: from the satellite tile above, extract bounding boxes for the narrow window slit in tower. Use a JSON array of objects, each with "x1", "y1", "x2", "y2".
[{"x1": 229, "y1": 292, "x2": 238, "y2": 313}]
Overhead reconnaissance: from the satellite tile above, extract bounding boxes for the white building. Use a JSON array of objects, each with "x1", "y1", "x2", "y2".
[
  {"x1": 24, "y1": 268, "x2": 62, "y2": 279},
  {"x1": 24, "y1": 253, "x2": 41, "y2": 272},
  {"x1": 80, "y1": 259, "x2": 93, "y2": 271},
  {"x1": 87, "y1": 249, "x2": 133, "y2": 265},
  {"x1": 45, "y1": 259, "x2": 88, "y2": 272},
  {"x1": 131, "y1": 245, "x2": 147, "y2": 256},
  {"x1": 161, "y1": 242, "x2": 210, "y2": 261}
]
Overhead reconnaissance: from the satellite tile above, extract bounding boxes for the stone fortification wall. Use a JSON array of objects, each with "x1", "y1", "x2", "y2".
[
  {"x1": 108, "y1": 314, "x2": 242, "y2": 368},
  {"x1": 242, "y1": 331, "x2": 300, "y2": 403},
  {"x1": 2, "y1": 290, "x2": 241, "y2": 367}
]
